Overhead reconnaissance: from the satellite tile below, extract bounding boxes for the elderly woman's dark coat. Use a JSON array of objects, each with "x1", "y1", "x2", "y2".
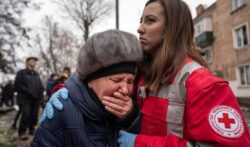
[{"x1": 31, "y1": 75, "x2": 141, "y2": 147}]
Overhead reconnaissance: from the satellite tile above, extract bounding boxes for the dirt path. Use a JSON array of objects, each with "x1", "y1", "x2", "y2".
[{"x1": 0, "y1": 110, "x2": 33, "y2": 147}]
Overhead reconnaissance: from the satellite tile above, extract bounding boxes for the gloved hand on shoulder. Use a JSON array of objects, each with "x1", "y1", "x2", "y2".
[{"x1": 39, "y1": 88, "x2": 69, "y2": 123}]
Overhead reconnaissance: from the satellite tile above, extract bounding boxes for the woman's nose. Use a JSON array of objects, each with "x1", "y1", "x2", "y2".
[
  {"x1": 137, "y1": 23, "x2": 145, "y2": 34},
  {"x1": 118, "y1": 83, "x2": 129, "y2": 95}
]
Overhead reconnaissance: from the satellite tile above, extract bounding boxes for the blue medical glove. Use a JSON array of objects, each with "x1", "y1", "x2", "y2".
[
  {"x1": 118, "y1": 130, "x2": 137, "y2": 147},
  {"x1": 39, "y1": 88, "x2": 69, "y2": 123}
]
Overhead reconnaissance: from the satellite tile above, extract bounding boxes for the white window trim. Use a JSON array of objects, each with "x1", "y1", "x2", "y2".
[
  {"x1": 232, "y1": 0, "x2": 245, "y2": 11},
  {"x1": 195, "y1": 21, "x2": 204, "y2": 37},
  {"x1": 237, "y1": 63, "x2": 250, "y2": 87},
  {"x1": 232, "y1": 22, "x2": 249, "y2": 49}
]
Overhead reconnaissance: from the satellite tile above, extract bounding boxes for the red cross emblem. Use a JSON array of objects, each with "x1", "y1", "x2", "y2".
[
  {"x1": 218, "y1": 113, "x2": 235, "y2": 129},
  {"x1": 209, "y1": 105, "x2": 244, "y2": 138}
]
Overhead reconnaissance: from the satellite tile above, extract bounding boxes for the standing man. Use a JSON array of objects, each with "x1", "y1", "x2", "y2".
[{"x1": 14, "y1": 57, "x2": 44, "y2": 140}]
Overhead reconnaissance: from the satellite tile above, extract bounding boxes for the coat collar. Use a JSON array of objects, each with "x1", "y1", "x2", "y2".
[{"x1": 65, "y1": 74, "x2": 110, "y2": 122}]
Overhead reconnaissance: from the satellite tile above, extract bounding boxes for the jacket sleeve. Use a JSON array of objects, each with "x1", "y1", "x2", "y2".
[
  {"x1": 38, "y1": 74, "x2": 45, "y2": 99},
  {"x1": 134, "y1": 69, "x2": 250, "y2": 147}
]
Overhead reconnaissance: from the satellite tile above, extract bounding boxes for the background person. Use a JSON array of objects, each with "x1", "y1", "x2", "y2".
[
  {"x1": 1, "y1": 81, "x2": 15, "y2": 106},
  {"x1": 53, "y1": 67, "x2": 71, "y2": 86},
  {"x1": 49, "y1": 67, "x2": 71, "y2": 96},
  {"x1": 46, "y1": 73, "x2": 59, "y2": 98},
  {"x1": 14, "y1": 56, "x2": 44, "y2": 140}
]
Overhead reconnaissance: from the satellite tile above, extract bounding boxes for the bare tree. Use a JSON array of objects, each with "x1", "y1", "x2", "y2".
[
  {"x1": 0, "y1": 0, "x2": 34, "y2": 73},
  {"x1": 33, "y1": 16, "x2": 81, "y2": 79},
  {"x1": 53, "y1": 0, "x2": 113, "y2": 41}
]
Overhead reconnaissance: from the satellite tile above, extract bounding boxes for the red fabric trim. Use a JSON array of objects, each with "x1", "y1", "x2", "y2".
[{"x1": 51, "y1": 84, "x2": 65, "y2": 96}]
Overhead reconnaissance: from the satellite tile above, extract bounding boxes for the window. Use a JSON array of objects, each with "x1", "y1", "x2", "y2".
[
  {"x1": 201, "y1": 47, "x2": 213, "y2": 64},
  {"x1": 233, "y1": 24, "x2": 249, "y2": 48},
  {"x1": 232, "y1": 0, "x2": 245, "y2": 11},
  {"x1": 238, "y1": 65, "x2": 250, "y2": 86}
]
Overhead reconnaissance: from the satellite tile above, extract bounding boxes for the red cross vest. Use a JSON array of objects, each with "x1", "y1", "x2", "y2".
[{"x1": 136, "y1": 60, "x2": 202, "y2": 137}]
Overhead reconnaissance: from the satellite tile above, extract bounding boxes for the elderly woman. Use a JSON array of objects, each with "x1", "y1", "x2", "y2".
[{"x1": 31, "y1": 30, "x2": 143, "y2": 147}]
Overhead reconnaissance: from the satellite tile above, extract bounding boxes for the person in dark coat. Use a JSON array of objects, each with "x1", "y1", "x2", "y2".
[
  {"x1": 41, "y1": 73, "x2": 59, "y2": 109},
  {"x1": 47, "y1": 67, "x2": 71, "y2": 99},
  {"x1": 53, "y1": 67, "x2": 71, "y2": 87},
  {"x1": 0, "y1": 82, "x2": 15, "y2": 113},
  {"x1": 14, "y1": 56, "x2": 44, "y2": 140},
  {"x1": 46, "y1": 73, "x2": 59, "y2": 97},
  {"x1": 31, "y1": 29, "x2": 143, "y2": 147},
  {"x1": 1, "y1": 81, "x2": 15, "y2": 106}
]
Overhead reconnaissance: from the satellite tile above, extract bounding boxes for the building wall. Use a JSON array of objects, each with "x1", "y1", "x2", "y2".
[
  {"x1": 213, "y1": 0, "x2": 250, "y2": 79},
  {"x1": 194, "y1": 0, "x2": 250, "y2": 98}
]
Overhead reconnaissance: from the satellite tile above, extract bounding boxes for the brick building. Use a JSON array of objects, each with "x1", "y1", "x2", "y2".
[{"x1": 193, "y1": 0, "x2": 250, "y2": 103}]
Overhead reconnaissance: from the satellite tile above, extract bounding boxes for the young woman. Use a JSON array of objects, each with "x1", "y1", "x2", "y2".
[
  {"x1": 118, "y1": 0, "x2": 250, "y2": 146},
  {"x1": 42, "y1": 0, "x2": 250, "y2": 146},
  {"x1": 31, "y1": 29, "x2": 143, "y2": 147}
]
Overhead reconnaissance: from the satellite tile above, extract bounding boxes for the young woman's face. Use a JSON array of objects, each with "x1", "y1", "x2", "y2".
[
  {"x1": 137, "y1": 1, "x2": 166, "y2": 55},
  {"x1": 88, "y1": 73, "x2": 134, "y2": 101}
]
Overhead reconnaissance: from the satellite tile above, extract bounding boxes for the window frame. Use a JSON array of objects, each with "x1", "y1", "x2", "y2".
[
  {"x1": 201, "y1": 46, "x2": 213, "y2": 64},
  {"x1": 232, "y1": 23, "x2": 249, "y2": 49},
  {"x1": 237, "y1": 64, "x2": 250, "y2": 86},
  {"x1": 232, "y1": 0, "x2": 246, "y2": 11}
]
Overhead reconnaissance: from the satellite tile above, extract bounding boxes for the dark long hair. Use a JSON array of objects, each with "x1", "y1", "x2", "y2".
[{"x1": 142, "y1": 0, "x2": 207, "y2": 92}]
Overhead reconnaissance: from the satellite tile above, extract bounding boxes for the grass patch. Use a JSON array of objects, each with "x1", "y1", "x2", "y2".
[{"x1": 0, "y1": 143, "x2": 16, "y2": 147}]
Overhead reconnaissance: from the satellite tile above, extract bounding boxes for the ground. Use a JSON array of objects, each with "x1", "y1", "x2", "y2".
[{"x1": 0, "y1": 110, "x2": 33, "y2": 147}]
